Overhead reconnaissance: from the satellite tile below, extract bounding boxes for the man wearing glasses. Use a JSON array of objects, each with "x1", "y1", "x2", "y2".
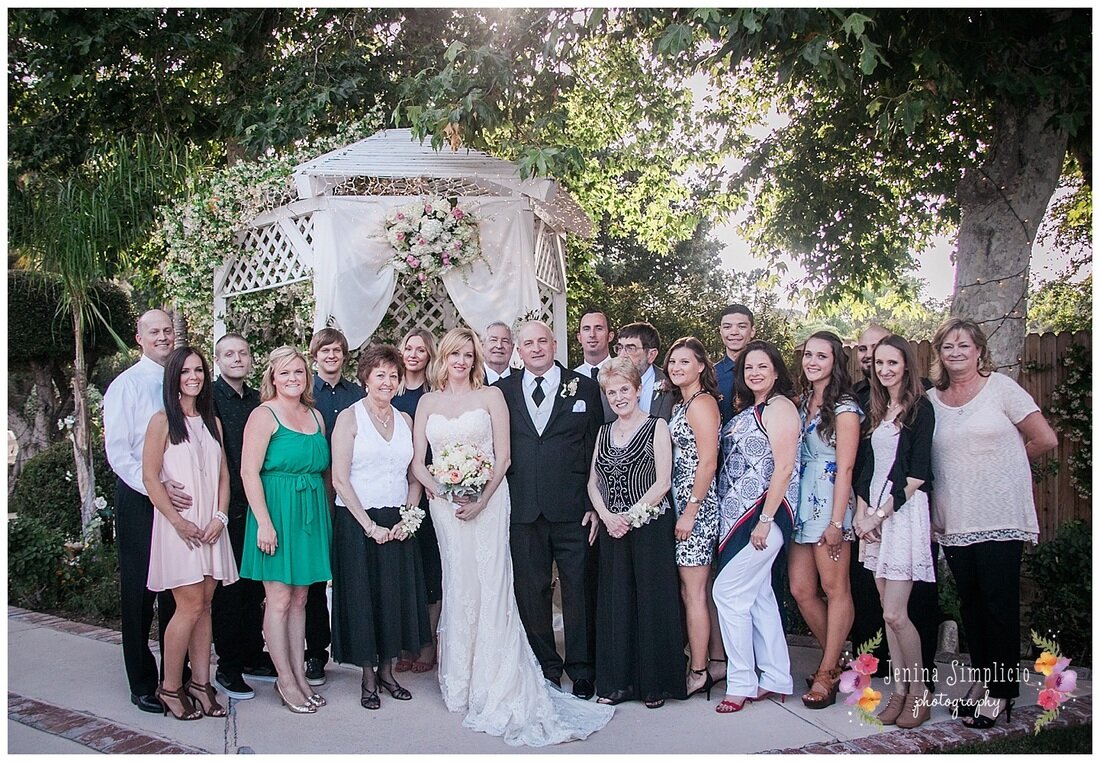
[{"x1": 613, "y1": 322, "x2": 674, "y2": 421}]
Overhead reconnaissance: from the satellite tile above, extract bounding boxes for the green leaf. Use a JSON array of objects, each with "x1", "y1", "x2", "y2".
[
  {"x1": 802, "y1": 35, "x2": 827, "y2": 67},
  {"x1": 444, "y1": 41, "x2": 467, "y2": 63},
  {"x1": 841, "y1": 12, "x2": 872, "y2": 39},
  {"x1": 657, "y1": 23, "x2": 693, "y2": 55},
  {"x1": 1031, "y1": 629, "x2": 1063, "y2": 657},
  {"x1": 860, "y1": 38, "x2": 882, "y2": 75}
]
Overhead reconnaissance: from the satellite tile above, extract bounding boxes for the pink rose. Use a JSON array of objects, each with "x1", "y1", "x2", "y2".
[
  {"x1": 448, "y1": 470, "x2": 462, "y2": 484},
  {"x1": 396, "y1": 231, "x2": 405, "y2": 241},
  {"x1": 1037, "y1": 688, "x2": 1063, "y2": 711},
  {"x1": 851, "y1": 653, "x2": 879, "y2": 676},
  {"x1": 396, "y1": 212, "x2": 405, "y2": 220},
  {"x1": 406, "y1": 255, "x2": 416, "y2": 265},
  {"x1": 442, "y1": 255, "x2": 451, "y2": 265},
  {"x1": 418, "y1": 237, "x2": 426, "y2": 246},
  {"x1": 452, "y1": 208, "x2": 465, "y2": 219},
  {"x1": 424, "y1": 204, "x2": 433, "y2": 213},
  {"x1": 418, "y1": 272, "x2": 427, "y2": 282}
]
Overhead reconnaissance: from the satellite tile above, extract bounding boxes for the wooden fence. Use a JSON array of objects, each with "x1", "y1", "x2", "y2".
[{"x1": 841, "y1": 331, "x2": 1091, "y2": 541}]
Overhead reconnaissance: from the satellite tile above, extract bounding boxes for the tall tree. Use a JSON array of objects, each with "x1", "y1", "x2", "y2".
[
  {"x1": 10, "y1": 137, "x2": 193, "y2": 529},
  {"x1": 398, "y1": 8, "x2": 1091, "y2": 374}
]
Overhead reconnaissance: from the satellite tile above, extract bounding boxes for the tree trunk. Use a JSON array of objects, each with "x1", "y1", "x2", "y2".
[
  {"x1": 952, "y1": 99, "x2": 1068, "y2": 377},
  {"x1": 70, "y1": 302, "x2": 97, "y2": 531}
]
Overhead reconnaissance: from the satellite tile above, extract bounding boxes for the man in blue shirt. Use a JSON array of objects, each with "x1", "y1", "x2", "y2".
[
  {"x1": 714, "y1": 304, "x2": 756, "y2": 424},
  {"x1": 306, "y1": 327, "x2": 363, "y2": 686}
]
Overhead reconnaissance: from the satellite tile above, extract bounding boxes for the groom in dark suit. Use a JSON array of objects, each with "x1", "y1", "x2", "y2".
[{"x1": 494, "y1": 320, "x2": 603, "y2": 700}]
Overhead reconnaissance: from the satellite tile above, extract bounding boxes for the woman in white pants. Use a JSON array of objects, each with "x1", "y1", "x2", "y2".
[{"x1": 712, "y1": 341, "x2": 801, "y2": 713}]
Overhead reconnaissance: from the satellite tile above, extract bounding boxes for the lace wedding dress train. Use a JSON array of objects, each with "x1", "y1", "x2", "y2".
[{"x1": 426, "y1": 408, "x2": 614, "y2": 746}]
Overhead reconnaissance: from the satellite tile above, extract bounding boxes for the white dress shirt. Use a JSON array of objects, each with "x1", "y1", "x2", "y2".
[
  {"x1": 485, "y1": 365, "x2": 512, "y2": 385},
  {"x1": 638, "y1": 364, "x2": 657, "y2": 414},
  {"x1": 573, "y1": 356, "x2": 610, "y2": 381},
  {"x1": 103, "y1": 354, "x2": 166, "y2": 494},
  {"x1": 522, "y1": 365, "x2": 561, "y2": 435}
]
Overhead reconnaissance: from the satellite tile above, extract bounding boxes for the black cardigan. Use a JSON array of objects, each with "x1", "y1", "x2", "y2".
[{"x1": 854, "y1": 395, "x2": 934, "y2": 512}]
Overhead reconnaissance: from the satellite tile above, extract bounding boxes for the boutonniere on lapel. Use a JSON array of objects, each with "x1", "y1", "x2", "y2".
[
  {"x1": 560, "y1": 378, "x2": 579, "y2": 399},
  {"x1": 653, "y1": 380, "x2": 667, "y2": 399}
]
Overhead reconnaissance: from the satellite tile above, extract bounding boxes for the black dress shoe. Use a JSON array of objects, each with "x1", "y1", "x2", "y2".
[
  {"x1": 571, "y1": 678, "x2": 595, "y2": 700},
  {"x1": 242, "y1": 663, "x2": 278, "y2": 683},
  {"x1": 131, "y1": 693, "x2": 163, "y2": 714}
]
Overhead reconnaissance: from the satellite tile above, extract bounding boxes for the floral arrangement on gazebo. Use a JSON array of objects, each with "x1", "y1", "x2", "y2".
[{"x1": 385, "y1": 196, "x2": 483, "y2": 296}]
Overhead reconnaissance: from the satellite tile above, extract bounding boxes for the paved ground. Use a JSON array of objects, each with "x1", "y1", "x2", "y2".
[{"x1": 7, "y1": 607, "x2": 1091, "y2": 754}]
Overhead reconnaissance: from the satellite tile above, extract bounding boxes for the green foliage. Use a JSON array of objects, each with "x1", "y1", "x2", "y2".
[
  {"x1": 1045, "y1": 344, "x2": 1091, "y2": 498},
  {"x1": 1028, "y1": 276, "x2": 1092, "y2": 334},
  {"x1": 7, "y1": 515, "x2": 65, "y2": 609},
  {"x1": 8, "y1": 270, "x2": 135, "y2": 366},
  {"x1": 10, "y1": 438, "x2": 115, "y2": 540},
  {"x1": 801, "y1": 277, "x2": 950, "y2": 343},
  {"x1": 1023, "y1": 520, "x2": 1091, "y2": 664},
  {"x1": 54, "y1": 541, "x2": 121, "y2": 623}
]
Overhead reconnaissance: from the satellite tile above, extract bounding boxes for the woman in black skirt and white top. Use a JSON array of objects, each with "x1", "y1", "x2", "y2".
[
  {"x1": 330, "y1": 344, "x2": 432, "y2": 710},
  {"x1": 853, "y1": 334, "x2": 935, "y2": 729},
  {"x1": 588, "y1": 356, "x2": 687, "y2": 709}
]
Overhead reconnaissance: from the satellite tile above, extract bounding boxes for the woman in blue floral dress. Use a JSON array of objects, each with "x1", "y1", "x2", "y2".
[{"x1": 788, "y1": 331, "x2": 862, "y2": 709}]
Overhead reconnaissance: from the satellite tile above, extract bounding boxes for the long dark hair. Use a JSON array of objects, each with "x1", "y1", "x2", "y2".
[
  {"x1": 798, "y1": 331, "x2": 858, "y2": 445},
  {"x1": 868, "y1": 334, "x2": 925, "y2": 431},
  {"x1": 163, "y1": 347, "x2": 221, "y2": 447},
  {"x1": 663, "y1": 336, "x2": 720, "y2": 404},
  {"x1": 733, "y1": 340, "x2": 797, "y2": 414}
]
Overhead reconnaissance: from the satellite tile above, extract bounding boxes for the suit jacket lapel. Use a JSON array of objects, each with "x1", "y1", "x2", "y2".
[{"x1": 506, "y1": 372, "x2": 540, "y2": 437}]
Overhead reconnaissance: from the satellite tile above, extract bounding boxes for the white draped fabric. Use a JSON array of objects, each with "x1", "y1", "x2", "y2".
[{"x1": 311, "y1": 196, "x2": 539, "y2": 348}]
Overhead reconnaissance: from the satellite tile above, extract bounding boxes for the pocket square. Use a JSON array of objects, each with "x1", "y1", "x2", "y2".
[{"x1": 572, "y1": 400, "x2": 587, "y2": 413}]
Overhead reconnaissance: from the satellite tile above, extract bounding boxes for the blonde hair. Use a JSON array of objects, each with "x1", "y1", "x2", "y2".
[
  {"x1": 598, "y1": 355, "x2": 641, "y2": 391},
  {"x1": 431, "y1": 327, "x2": 485, "y2": 391},
  {"x1": 399, "y1": 328, "x2": 437, "y2": 393},
  {"x1": 260, "y1": 345, "x2": 315, "y2": 406},
  {"x1": 930, "y1": 317, "x2": 995, "y2": 390}
]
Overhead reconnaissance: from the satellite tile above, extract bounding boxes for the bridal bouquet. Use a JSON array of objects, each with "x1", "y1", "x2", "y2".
[
  {"x1": 430, "y1": 443, "x2": 494, "y2": 501},
  {"x1": 399, "y1": 504, "x2": 426, "y2": 536},
  {"x1": 625, "y1": 500, "x2": 661, "y2": 528}
]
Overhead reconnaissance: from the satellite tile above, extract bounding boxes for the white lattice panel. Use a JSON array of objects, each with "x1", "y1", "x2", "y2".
[
  {"x1": 534, "y1": 219, "x2": 565, "y2": 292},
  {"x1": 385, "y1": 280, "x2": 461, "y2": 341},
  {"x1": 224, "y1": 214, "x2": 314, "y2": 297}
]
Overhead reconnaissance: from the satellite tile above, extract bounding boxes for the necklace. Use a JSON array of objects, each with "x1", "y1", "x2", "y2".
[
  {"x1": 367, "y1": 404, "x2": 393, "y2": 430},
  {"x1": 187, "y1": 416, "x2": 207, "y2": 473},
  {"x1": 612, "y1": 414, "x2": 646, "y2": 446}
]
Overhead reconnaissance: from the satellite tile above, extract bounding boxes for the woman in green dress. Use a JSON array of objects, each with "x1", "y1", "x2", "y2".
[{"x1": 241, "y1": 346, "x2": 332, "y2": 714}]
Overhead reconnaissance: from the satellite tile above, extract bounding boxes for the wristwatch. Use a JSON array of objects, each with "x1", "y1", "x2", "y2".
[
  {"x1": 866, "y1": 505, "x2": 887, "y2": 518},
  {"x1": 758, "y1": 513, "x2": 774, "y2": 524},
  {"x1": 829, "y1": 520, "x2": 844, "y2": 530},
  {"x1": 687, "y1": 495, "x2": 702, "y2": 504}
]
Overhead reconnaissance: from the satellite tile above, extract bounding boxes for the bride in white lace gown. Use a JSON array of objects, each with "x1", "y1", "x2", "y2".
[{"x1": 411, "y1": 328, "x2": 613, "y2": 747}]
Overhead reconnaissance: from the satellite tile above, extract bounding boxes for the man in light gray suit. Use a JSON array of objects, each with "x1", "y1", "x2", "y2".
[{"x1": 613, "y1": 321, "x2": 674, "y2": 421}]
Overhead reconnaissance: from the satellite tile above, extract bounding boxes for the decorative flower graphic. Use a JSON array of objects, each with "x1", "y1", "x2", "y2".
[
  {"x1": 838, "y1": 630, "x2": 884, "y2": 728},
  {"x1": 1031, "y1": 630, "x2": 1078, "y2": 734}
]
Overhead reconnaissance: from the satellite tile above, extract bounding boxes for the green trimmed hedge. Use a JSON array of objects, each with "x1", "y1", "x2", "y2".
[{"x1": 9, "y1": 438, "x2": 115, "y2": 540}]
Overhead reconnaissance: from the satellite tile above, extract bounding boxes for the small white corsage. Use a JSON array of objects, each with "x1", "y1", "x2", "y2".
[
  {"x1": 625, "y1": 500, "x2": 661, "y2": 528},
  {"x1": 399, "y1": 504, "x2": 426, "y2": 536},
  {"x1": 560, "y1": 378, "x2": 579, "y2": 398}
]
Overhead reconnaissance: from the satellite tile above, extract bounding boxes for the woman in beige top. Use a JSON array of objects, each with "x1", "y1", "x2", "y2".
[{"x1": 927, "y1": 318, "x2": 1057, "y2": 729}]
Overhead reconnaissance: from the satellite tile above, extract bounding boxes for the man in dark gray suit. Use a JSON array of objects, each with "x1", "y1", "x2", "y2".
[
  {"x1": 493, "y1": 320, "x2": 603, "y2": 700},
  {"x1": 614, "y1": 322, "x2": 674, "y2": 421}
]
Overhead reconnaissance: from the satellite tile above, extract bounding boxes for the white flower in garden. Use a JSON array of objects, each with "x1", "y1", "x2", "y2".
[{"x1": 94, "y1": 496, "x2": 108, "y2": 511}]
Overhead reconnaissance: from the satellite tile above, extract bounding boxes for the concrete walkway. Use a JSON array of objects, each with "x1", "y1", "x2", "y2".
[{"x1": 7, "y1": 607, "x2": 1090, "y2": 754}]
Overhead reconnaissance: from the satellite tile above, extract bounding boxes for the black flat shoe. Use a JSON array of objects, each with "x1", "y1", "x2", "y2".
[
  {"x1": 377, "y1": 675, "x2": 412, "y2": 701},
  {"x1": 596, "y1": 690, "x2": 630, "y2": 706}
]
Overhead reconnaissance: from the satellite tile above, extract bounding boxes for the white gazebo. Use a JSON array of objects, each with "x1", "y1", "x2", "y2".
[{"x1": 213, "y1": 129, "x2": 592, "y2": 360}]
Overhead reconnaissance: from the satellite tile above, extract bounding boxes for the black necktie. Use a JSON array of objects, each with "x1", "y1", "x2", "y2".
[
  {"x1": 532, "y1": 376, "x2": 546, "y2": 406},
  {"x1": 589, "y1": 366, "x2": 599, "y2": 379}
]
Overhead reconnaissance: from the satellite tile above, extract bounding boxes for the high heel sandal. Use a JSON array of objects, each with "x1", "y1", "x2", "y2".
[
  {"x1": 377, "y1": 674, "x2": 412, "y2": 701},
  {"x1": 715, "y1": 695, "x2": 749, "y2": 713},
  {"x1": 801, "y1": 667, "x2": 841, "y2": 710},
  {"x1": 754, "y1": 690, "x2": 787, "y2": 703},
  {"x1": 155, "y1": 684, "x2": 202, "y2": 721},
  {"x1": 184, "y1": 680, "x2": 227, "y2": 717},
  {"x1": 963, "y1": 696, "x2": 1013, "y2": 729},
  {"x1": 687, "y1": 668, "x2": 717, "y2": 700},
  {"x1": 708, "y1": 657, "x2": 727, "y2": 685},
  {"x1": 275, "y1": 682, "x2": 316, "y2": 714}
]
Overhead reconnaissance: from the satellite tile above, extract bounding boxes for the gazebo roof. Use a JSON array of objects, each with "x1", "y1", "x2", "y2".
[{"x1": 293, "y1": 128, "x2": 592, "y2": 237}]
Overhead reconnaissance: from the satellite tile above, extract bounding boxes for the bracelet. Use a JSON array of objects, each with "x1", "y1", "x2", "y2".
[
  {"x1": 687, "y1": 495, "x2": 702, "y2": 504},
  {"x1": 829, "y1": 520, "x2": 844, "y2": 530},
  {"x1": 758, "y1": 513, "x2": 774, "y2": 524},
  {"x1": 214, "y1": 511, "x2": 229, "y2": 527}
]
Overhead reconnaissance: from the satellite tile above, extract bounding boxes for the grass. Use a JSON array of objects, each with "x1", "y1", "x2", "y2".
[{"x1": 936, "y1": 723, "x2": 1091, "y2": 754}]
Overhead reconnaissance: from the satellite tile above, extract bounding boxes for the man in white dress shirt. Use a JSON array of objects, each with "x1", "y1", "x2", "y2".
[
  {"x1": 572, "y1": 310, "x2": 614, "y2": 380},
  {"x1": 482, "y1": 321, "x2": 514, "y2": 384},
  {"x1": 103, "y1": 309, "x2": 182, "y2": 713}
]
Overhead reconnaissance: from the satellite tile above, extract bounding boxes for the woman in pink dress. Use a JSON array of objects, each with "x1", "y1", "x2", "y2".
[{"x1": 143, "y1": 347, "x2": 238, "y2": 720}]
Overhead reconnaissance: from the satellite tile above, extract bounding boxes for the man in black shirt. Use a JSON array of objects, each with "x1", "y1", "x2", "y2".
[
  {"x1": 305, "y1": 327, "x2": 364, "y2": 686},
  {"x1": 211, "y1": 333, "x2": 274, "y2": 699}
]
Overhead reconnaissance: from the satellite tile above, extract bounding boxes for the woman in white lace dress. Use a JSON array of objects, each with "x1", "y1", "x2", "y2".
[
  {"x1": 410, "y1": 328, "x2": 613, "y2": 746},
  {"x1": 853, "y1": 334, "x2": 935, "y2": 730}
]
